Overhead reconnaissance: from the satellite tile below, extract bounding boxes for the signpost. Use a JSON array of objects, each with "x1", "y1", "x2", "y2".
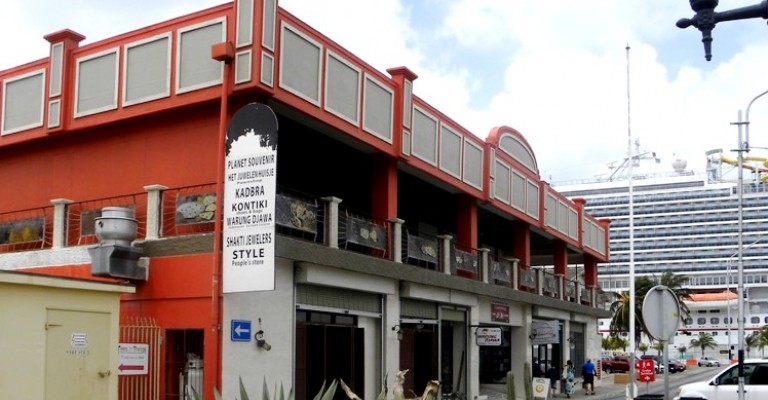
[
  {"x1": 532, "y1": 377, "x2": 550, "y2": 400},
  {"x1": 223, "y1": 103, "x2": 279, "y2": 293},
  {"x1": 475, "y1": 327, "x2": 502, "y2": 346},
  {"x1": 636, "y1": 358, "x2": 655, "y2": 383},
  {"x1": 231, "y1": 319, "x2": 252, "y2": 342},
  {"x1": 530, "y1": 320, "x2": 560, "y2": 346},
  {"x1": 642, "y1": 285, "x2": 681, "y2": 400},
  {"x1": 117, "y1": 343, "x2": 149, "y2": 376}
]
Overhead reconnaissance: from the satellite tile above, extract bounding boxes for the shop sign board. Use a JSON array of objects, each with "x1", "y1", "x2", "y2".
[{"x1": 223, "y1": 103, "x2": 278, "y2": 293}]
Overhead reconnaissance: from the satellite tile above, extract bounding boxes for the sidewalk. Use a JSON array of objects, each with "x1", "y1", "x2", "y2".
[{"x1": 479, "y1": 366, "x2": 716, "y2": 400}]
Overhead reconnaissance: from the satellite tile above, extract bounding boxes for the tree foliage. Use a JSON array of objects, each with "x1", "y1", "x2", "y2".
[
  {"x1": 690, "y1": 332, "x2": 717, "y2": 357},
  {"x1": 749, "y1": 326, "x2": 768, "y2": 357},
  {"x1": 608, "y1": 272, "x2": 691, "y2": 342}
]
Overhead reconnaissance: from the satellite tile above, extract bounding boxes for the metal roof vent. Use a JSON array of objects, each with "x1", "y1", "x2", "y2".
[
  {"x1": 95, "y1": 207, "x2": 138, "y2": 245},
  {"x1": 88, "y1": 207, "x2": 148, "y2": 281}
]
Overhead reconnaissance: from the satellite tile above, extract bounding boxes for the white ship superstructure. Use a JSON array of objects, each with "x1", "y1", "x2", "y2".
[{"x1": 557, "y1": 147, "x2": 768, "y2": 352}]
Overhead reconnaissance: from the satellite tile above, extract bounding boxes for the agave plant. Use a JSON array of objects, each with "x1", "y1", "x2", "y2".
[
  {"x1": 341, "y1": 370, "x2": 440, "y2": 400},
  {"x1": 191, "y1": 376, "x2": 297, "y2": 400},
  {"x1": 191, "y1": 370, "x2": 436, "y2": 400}
]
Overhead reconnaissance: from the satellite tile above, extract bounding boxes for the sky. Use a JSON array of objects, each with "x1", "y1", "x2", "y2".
[{"x1": 3, "y1": 0, "x2": 768, "y2": 184}]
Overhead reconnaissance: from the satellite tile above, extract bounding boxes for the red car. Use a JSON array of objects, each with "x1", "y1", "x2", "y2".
[{"x1": 668, "y1": 359, "x2": 686, "y2": 373}]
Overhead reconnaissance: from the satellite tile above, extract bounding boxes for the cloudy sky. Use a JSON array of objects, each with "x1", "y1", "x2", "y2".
[{"x1": 3, "y1": 0, "x2": 768, "y2": 183}]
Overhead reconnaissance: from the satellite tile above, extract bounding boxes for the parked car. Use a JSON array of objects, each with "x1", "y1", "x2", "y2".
[
  {"x1": 698, "y1": 356, "x2": 722, "y2": 367},
  {"x1": 602, "y1": 356, "x2": 630, "y2": 373},
  {"x1": 653, "y1": 360, "x2": 665, "y2": 374},
  {"x1": 668, "y1": 359, "x2": 686, "y2": 373},
  {"x1": 673, "y1": 359, "x2": 687, "y2": 372},
  {"x1": 674, "y1": 359, "x2": 768, "y2": 400}
]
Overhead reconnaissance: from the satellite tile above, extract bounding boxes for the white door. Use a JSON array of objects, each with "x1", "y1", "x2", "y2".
[{"x1": 45, "y1": 309, "x2": 112, "y2": 400}]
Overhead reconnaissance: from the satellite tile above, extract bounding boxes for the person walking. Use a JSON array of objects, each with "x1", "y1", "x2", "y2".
[
  {"x1": 533, "y1": 358, "x2": 542, "y2": 378},
  {"x1": 562, "y1": 360, "x2": 575, "y2": 398},
  {"x1": 546, "y1": 362, "x2": 559, "y2": 397},
  {"x1": 581, "y1": 358, "x2": 596, "y2": 395}
]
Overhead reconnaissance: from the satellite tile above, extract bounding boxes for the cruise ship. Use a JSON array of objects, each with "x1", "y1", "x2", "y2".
[{"x1": 556, "y1": 145, "x2": 768, "y2": 353}]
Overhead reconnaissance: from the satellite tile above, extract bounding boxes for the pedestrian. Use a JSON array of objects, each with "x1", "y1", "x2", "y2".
[
  {"x1": 547, "y1": 362, "x2": 559, "y2": 397},
  {"x1": 562, "y1": 360, "x2": 575, "y2": 399},
  {"x1": 533, "y1": 358, "x2": 542, "y2": 378},
  {"x1": 581, "y1": 358, "x2": 596, "y2": 395}
]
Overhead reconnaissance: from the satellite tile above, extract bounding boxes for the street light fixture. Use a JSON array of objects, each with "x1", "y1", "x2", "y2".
[
  {"x1": 676, "y1": 0, "x2": 768, "y2": 61},
  {"x1": 730, "y1": 89, "x2": 768, "y2": 400}
]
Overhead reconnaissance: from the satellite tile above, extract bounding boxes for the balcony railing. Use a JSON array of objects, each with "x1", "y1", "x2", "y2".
[
  {"x1": 543, "y1": 270, "x2": 560, "y2": 299},
  {"x1": 452, "y1": 244, "x2": 479, "y2": 281},
  {"x1": 489, "y1": 255, "x2": 514, "y2": 288},
  {"x1": 339, "y1": 208, "x2": 389, "y2": 259},
  {"x1": 0, "y1": 206, "x2": 53, "y2": 252},
  {"x1": 0, "y1": 183, "x2": 603, "y2": 309},
  {"x1": 403, "y1": 229, "x2": 439, "y2": 270},
  {"x1": 68, "y1": 193, "x2": 148, "y2": 246}
]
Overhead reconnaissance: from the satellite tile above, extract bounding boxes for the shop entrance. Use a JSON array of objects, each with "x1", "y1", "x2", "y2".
[
  {"x1": 479, "y1": 327, "x2": 511, "y2": 383},
  {"x1": 399, "y1": 322, "x2": 438, "y2": 396},
  {"x1": 440, "y1": 308, "x2": 467, "y2": 399},
  {"x1": 296, "y1": 311, "x2": 364, "y2": 400},
  {"x1": 165, "y1": 329, "x2": 204, "y2": 400}
]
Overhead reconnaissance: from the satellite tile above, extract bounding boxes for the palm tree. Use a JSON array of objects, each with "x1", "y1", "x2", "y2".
[
  {"x1": 747, "y1": 332, "x2": 759, "y2": 357},
  {"x1": 616, "y1": 337, "x2": 629, "y2": 352},
  {"x1": 658, "y1": 271, "x2": 692, "y2": 319},
  {"x1": 752, "y1": 326, "x2": 768, "y2": 357},
  {"x1": 690, "y1": 332, "x2": 717, "y2": 357},
  {"x1": 677, "y1": 345, "x2": 687, "y2": 359},
  {"x1": 638, "y1": 342, "x2": 649, "y2": 355},
  {"x1": 652, "y1": 341, "x2": 665, "y2": 357},
  {"x1": 608, "y1": 273, "x2": 691, "y2": 342},
  {"x1": 602, "y1": 336, "x2": 613, "y2": 352}
]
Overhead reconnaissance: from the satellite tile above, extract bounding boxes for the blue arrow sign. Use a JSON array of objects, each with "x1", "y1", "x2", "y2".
[{"x1": 231, "y1": 319, "x2": 252, "y2": 341}]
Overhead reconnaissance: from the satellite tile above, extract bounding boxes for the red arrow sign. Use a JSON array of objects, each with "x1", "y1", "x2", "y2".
[{"x1": 119, "y1": 364, "x2": 145, "y2": 372}]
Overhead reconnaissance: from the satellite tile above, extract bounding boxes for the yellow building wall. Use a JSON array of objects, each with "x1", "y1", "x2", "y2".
[{"x1": 0, "y1": 272, "x2": 133, "y2": 400}]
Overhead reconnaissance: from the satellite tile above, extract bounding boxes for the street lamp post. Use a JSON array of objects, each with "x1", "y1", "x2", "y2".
[
  {"x1": 726, "y1": 237, "x2": 763, "y2": 362},
  {"x1": 676, "y1": 0, "x2": 768, "y2": 61},
  {"x1": 730, "y1": 89, "x2": 768, "y2": 400}
]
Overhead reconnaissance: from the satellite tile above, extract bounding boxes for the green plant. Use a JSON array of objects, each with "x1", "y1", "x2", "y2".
[
  {"x1": 190, "y1": 376, "x2": 295, "y2": 400},
  {"x1": 524, "y1": 362, "x2": 532, "y2": 400},
  {"x1": 190, "y1": 370, "x2": 438, "y2": 400},
  {"x1": 505, "y1": 370, "x2": 516, "y2": 400},
  {"x1": 690, "y1": 332, "x2": 717, "y2": 357}
]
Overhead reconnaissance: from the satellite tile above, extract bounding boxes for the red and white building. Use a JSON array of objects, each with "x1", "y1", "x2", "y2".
[{"x1": 0, "y1": 1, "x2": 611, "y2": 399}]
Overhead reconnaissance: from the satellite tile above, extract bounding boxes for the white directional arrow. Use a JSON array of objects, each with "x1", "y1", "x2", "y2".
[
  {"x1": 230, "y1": 319, "x2": 253, "y2": 341},
  {"x1": 234, "y1": 323, "x2": 250, "y2": 336}
]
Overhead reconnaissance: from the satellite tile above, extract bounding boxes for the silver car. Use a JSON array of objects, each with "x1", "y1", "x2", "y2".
[
  {"x1": 674, "y1": 359, "x2": 768, "y2": 400},
  {"x1": 698, "y1": 356, "x2": 721, "y2": 367}
]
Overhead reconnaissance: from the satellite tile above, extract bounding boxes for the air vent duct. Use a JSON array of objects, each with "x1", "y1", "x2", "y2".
[{"x1": 89, "y1": 207, "x2": 148, "y2": 281}]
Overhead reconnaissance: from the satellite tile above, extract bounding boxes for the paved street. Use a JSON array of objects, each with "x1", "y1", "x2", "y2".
[{"x1": 480, "y1": 364, "x2": 720, "y2": 400}]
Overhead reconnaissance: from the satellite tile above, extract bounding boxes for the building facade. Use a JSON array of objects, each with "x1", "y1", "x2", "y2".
[{"x1": 0, "y1": 1, "x2": 610, "y2": 399}]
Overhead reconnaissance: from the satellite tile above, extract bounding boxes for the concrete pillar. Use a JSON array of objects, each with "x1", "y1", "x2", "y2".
[
  {"x1": 50, "y1": 198, "x2": 73, "y2": 249},
  {"x1": 321, "y1": 196, "x2": 343, "y2": 249},
  {"x1": 438, "y1": 234, "x2": 453, "y2": 275},
  {"x1": 480, "y1": 248, "x2": 490, "y2": 283},
  {"x1": 388, "y1": 218, "x2": 404, "y2": 263},
  {"x1": 143, "y1": 184, "x2": 168, "y2": 240}
]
